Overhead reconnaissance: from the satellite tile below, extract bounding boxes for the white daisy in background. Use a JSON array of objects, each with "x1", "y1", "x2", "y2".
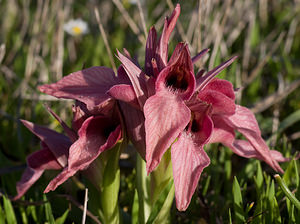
[{"x1": 64, "y1": 19, "x2": 89, "y2": 36}]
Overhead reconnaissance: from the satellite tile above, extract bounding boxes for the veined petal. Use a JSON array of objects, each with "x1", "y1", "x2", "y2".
[
  {"x1": 156, "y1": 4, "x2": 180, "y2": 70},
  {"x1": 44, "y1": 116, "x2": 122, "y2": 192},
  {"x1": 14, "y1": 148, "x2": 61, "y2": 200},
  {"x1": 44, "y1": 105, "x2": 78, "y2": 142},
  {"x1": 39, "y1": 66, "x2": 126, "y2": 110},
  {"x1": 117, "y1": 51, "x2": 148, "y2": 108},
  {"x1": 192, "y1": 113, "x2": 214, "y2": 145},
  {"x1": 209, "y1": 116, "x2": 288, "y2": 166},
  {"x1": 197, "y1": 89, "x2": 236, "y2": 115},
  {"x1": 192, "y1": 48, "x2": 209, "y2": 64},
  {"x1": 69, "y1": 116, "x2": 121, "y2": 171},
  {"x1": 107, "y1": 84, "x2": 140, "y2": 109},
  {"x1": 167, "y1": 43, "x2": 194, "y2": 76},
  {"x1": 203, "y1": 79, "x2": 235, "y2": 100},
  {"x1": 71, "y1": 101, "x2": 90, "y2": 132},
  {"x1": 219, "y1": 106, "x2": 284, "y2": 173},
  {"x1": 145, "y1": 26, "x2": 157, "y2": 77},
  {"x1": 225, "y1": 105, "x2": 261, "y2": 138},
  {"x1": 21, "y1": 120, "x2": 71, "y2": 167},
  {"x1": 196, "y1": 56, "x2": 237, "y2": 91},
  {"x1": 232, "y1": 140, "x2": 290, "y2": 163},
  {"x1": 144, "y1": 89, "x2": 191, "y2": 173},
  {"x1": 171, "y1": 132, "x2": 210, "y2": 211},
  {"x1": 44, "y1": 167, "x2": 72, "y2": 193},
  {"x1": 119, "y1": 101, "x2": 146, "y2": 159}
]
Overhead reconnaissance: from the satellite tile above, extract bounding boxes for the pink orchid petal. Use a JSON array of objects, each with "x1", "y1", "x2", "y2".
[
  {"x1": 14, "y1": 148, "x2": 61, "y2": 200},
  {"x1": 21, "y1": 120, "x2": 71, "y2": 167},
  {"x1": 144, "y1": 89, "x2": 191, "y2": 173},
  {"x1": 44, "y1": 167, "x2": 73, "y2": 193},
  {"x1": 221, "y1": 106, "x2": 283, "y2": 173},
  {"x1": 117, "y1": 51, "x2": 148, "y2": 107},
  {"x1": 145, "y1": 26, "x2": 157, "y2": 76},
  {"x1": 122, "y1": 48, "x2": 141, "y2": 67},
  {"x1": 191, "y1": 49, "x2": 209, "y2": 64},
  {"x1": 233, "y1": 140, "x2": 290, "y2": 163},
  {"x1": 203, "y1": 79, "x2": 235, "y2": 100},
  {"x1": 167, "y1": 43, "x2": 193, "y2": 73},
  {"x1": 192, "y1": 113, "x2": 214, "y2": 145},
  {"x1": 107, "y1": 84, "x2": 140, "y2": 109},
  {"x1": 171, "y1": 133, "x2": 210, "y2": 211},
  {"x1": 156, "y1": 4, "x2": 180, "y2": 70},
  {"x1": 196, "y1": 56, "x2": 237, "y2": 91},
  {"x1": 15, "y1": 168, "x2": 44, "y2": 200},
  {"x1": 44, "y1": 105, "x2": 78, "y2": 142},
  {"x1": 45, "y1": 116, "x2": 122, "y2": 192},
  {"x1": 69, "y1": 116, "x2": 121, "y2": 171},
  {"x1": 197, "y1": 89, "x2": 236, "y2": 115},
  {"x1": 71, "y1": 101, "x2": 90, "y2": 132},
  {"x1": 208, "y1": 116, "x2": 235, "y2": 145},
  {"x1": 209, "y1": 117, "x2": 287, "y2": 168},
  {"x1": 225, "y1": 105, "x2": 261, "y2": 138},
  {"x1": 119, "y1": 101, "x2": 146, "y2": 159},
  {"x1": 39, "y1": 66, "x2": 126, "y2": 110}
]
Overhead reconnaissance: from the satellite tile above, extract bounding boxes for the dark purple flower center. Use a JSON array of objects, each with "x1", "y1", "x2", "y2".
[
  {"x1": 103, "y1": 125, "x2": 117, "y2": 138},
  {"x1": 191, "y1": 119, "x2": 199, "y2": 132},
  {"x1": 185, "y1": 115, "x2": 200, "y2": 133},
  {"x1": 166, "y1": 68, "x2": 189, "y2": 91}
]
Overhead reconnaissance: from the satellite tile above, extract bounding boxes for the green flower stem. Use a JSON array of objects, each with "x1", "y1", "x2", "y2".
[
  {"x1": 136, "y1": 154, "x2": 151, "y2": 223},
  {"x1": 136, "y1": 149, "x2": 174, "y2": 224},
  {"x1": 100, "y1": 141, "x2": 124, "y2": 224},
  {"x1": 274, "y1": 174, "x2": 300, "y2": 210}
]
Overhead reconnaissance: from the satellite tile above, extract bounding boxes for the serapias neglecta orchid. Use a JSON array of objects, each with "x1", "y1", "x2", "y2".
[
  {"x1": 111, "y1": 4, "x2": 288, "y2": 211},
  {"x1": 13, "y1": 119, "x2": 71, "y2": 200},
  {"x1": 15, "y1": 99, "x2": 122, "y2": 198}
]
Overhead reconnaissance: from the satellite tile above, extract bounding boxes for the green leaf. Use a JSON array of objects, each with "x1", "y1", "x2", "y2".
[
  {"x1": 202, "y1": 175, "x2": 211, "y2": 196},
  {"x1": 146, "y1": 180, "x2": 174, "y2": 224},
  {"x1": 19, "y1": 206, "x2": 28, "y2": 224},
  {"x1": 44, "y1": 195, "x2": 55, "y2": 224},
  {"x1": 55, "y1": 209, "x2": 69, "y2": 224},
  {"x1": 232, "y1": 176, "x2": 246, "y2": 223},
  {"x1": 283, "y1": 159, "x2": 298, "y2": 187},
  {"x1": 267, "y1": 180, "x2": 281, "y2": 223},
  {"x1": 27, "y1": 199, "x2": 38, "y2": 223},
  {"x1": 272, "y1": 196, "x2": 281, "y2": 224},
  {"x1": 254, "y1": 161, "x2": 263, "y2": 196},
  {"x1": 228, "y1": 208, "x2": 232, "y2": 224},
  {"x1": 250, "y1": 19, "x2": 260, "y2": 48},
  {"x1": 131, "y1": 190, "x2": 139, "y2": 224},
  {"x1": 3, "y1": 195, "x2": 17, "y2": 224},
  {"x1": 0, "y1": 203, "x2": 5, "y2": 224},
  {"x1": 294, "y1": 160, "x2": 299, "y2": 188},
  {"x1": 275, "y1": 174, "x2": 300, "y2": 211}
]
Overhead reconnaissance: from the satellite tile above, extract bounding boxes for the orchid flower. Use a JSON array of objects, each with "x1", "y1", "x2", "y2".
[
  {"x1": 110, "y1": 4, "x2": 288, "y2": 211},
  {"x1": 43, "y1": 104, "x2": 122, "y2": 193},
  {"x1": 15, "y1": 102, "x2": 122, "y2": 199},
  {"x1": 13, "y1": 119, "x2": 71, "y2": 200}
]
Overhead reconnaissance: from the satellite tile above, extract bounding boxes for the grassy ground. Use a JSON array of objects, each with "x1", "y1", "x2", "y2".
[{"x1": 0, "y1": 0, "x2": 300, "y2": 223}]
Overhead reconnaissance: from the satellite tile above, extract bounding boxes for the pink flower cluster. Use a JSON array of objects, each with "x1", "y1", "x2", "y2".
[{"x1": 16, "y1": 4, "x2": 288, "y2": 211}]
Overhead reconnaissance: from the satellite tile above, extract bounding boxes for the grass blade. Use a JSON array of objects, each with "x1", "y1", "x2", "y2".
[
  {"x1": 3, "y1": 195, "x2": 17, "y2": 224},
  {"x1": 274, "y1": 174, "x2": 300, "y2": 211},
  {"x1": 232, "y1": 176, "x2": 246, "y2": 223}
]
